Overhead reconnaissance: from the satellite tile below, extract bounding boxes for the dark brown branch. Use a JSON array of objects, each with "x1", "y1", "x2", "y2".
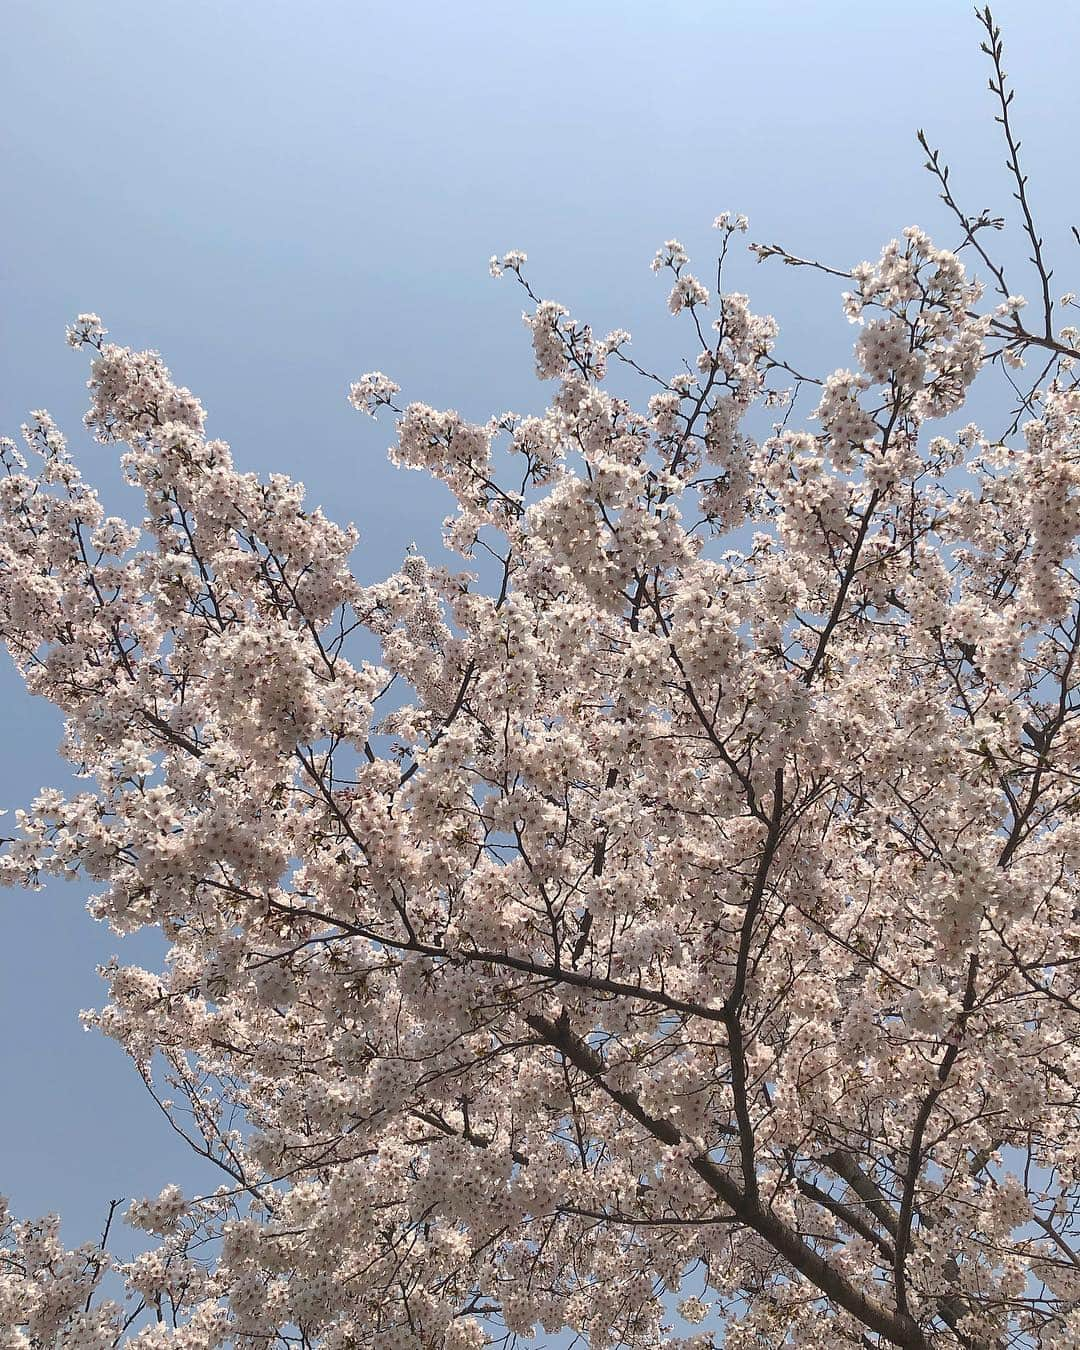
[{"x1": 525, "y1": 1010, "x2": 933, "y2": 1349}]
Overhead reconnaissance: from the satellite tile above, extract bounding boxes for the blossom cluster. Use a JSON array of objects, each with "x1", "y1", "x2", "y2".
[{"x1": 1, "y1": 196, "x2": 1079, "y2": 1350}]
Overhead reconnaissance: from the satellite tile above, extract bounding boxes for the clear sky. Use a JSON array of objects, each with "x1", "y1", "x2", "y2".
[{"x1": 2, "y1": 0, "x2": 1077, "y2": 1300}]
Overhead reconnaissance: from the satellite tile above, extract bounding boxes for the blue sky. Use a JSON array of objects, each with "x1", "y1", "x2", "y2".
[{"x1": 2, "y1": 0, "x2": 1077, "y2": 1298}]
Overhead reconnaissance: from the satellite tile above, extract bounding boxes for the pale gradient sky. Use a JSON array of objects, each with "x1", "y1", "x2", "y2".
[{"x1": 2, "y1": 0, "x2": 1077, "y2": 1309}]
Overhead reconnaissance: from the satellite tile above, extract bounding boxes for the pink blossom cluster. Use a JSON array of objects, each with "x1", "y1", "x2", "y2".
[{"x1": 2, "y1": 116, "x2": 1080, "y2": 1350}]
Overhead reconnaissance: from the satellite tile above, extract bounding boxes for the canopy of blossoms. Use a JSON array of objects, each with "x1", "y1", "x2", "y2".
[{"x1": 2, "y1": 12, "x2": 1079, "y2": 1348}]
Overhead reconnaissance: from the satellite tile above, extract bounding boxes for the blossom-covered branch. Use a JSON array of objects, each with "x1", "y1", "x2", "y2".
[{"x1": 2, "y1": 11, "x2": 1080, "y2": 1348}]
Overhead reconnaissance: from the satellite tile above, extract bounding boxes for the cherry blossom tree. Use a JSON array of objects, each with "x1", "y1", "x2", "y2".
[{"x1": 2, "y1": 10, "x2": 1079, "y2": 1347}]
